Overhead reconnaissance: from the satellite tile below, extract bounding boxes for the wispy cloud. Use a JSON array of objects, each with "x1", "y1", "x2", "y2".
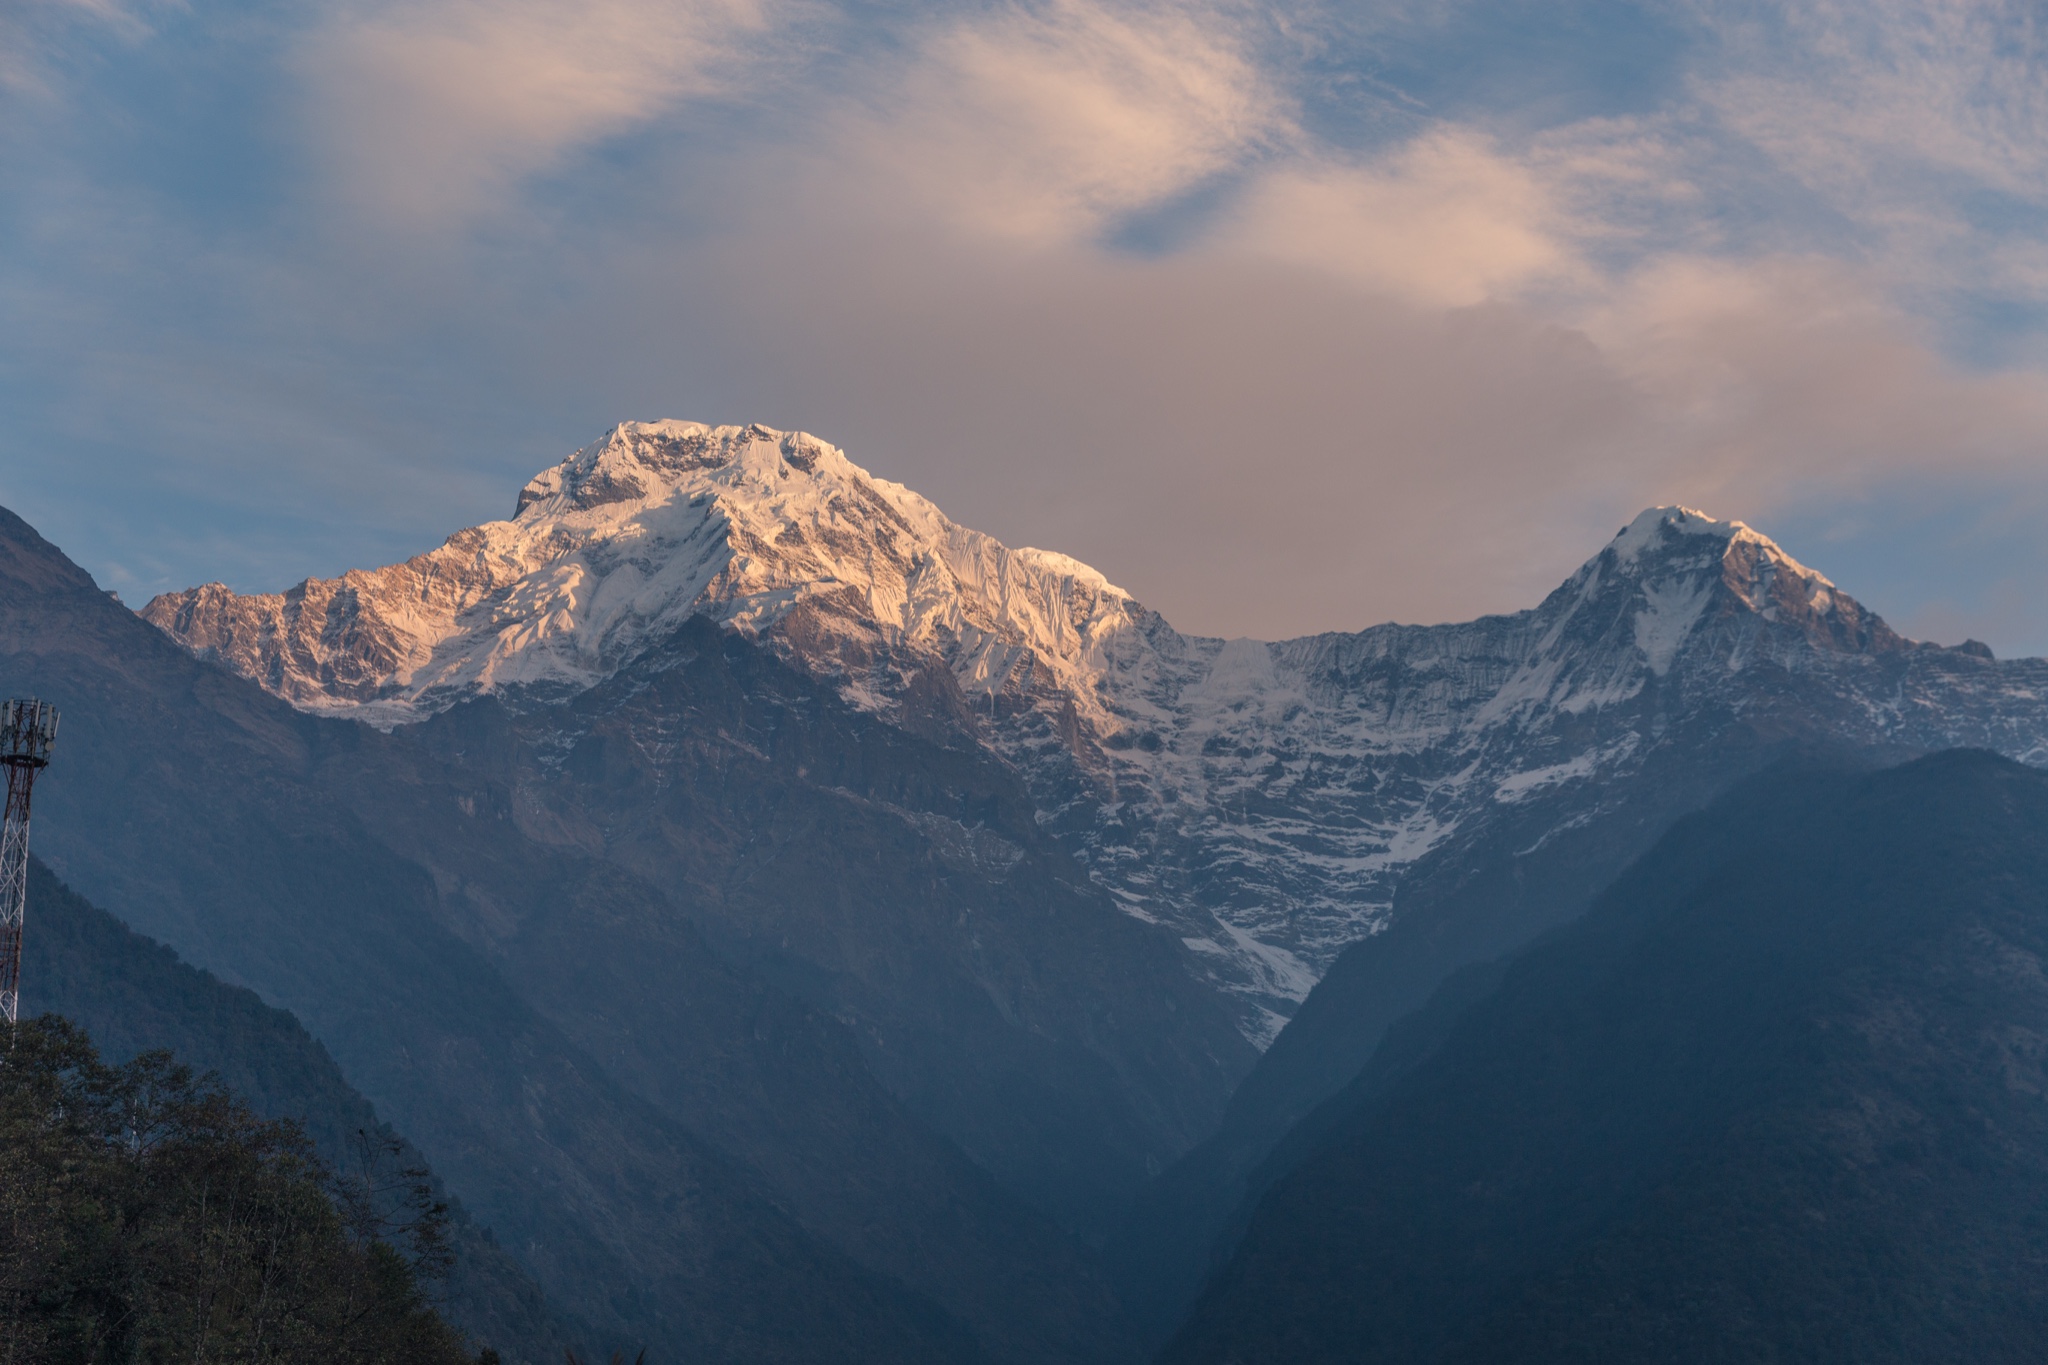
[
  {"x1": 1588, "y1": 253, "x2": 2048, "y2": 499},
  {"x1": 1687, "y1": 0, "x2": 2048, "y2": 329},
  {"x1": 1, "y1": 0, "x2": 167, "y2": 94},
  {"x1": 843, "y1": 0, "x2": 1294, "y2": 243},
  {"x1": 299, "y1": 0, "x2": 792, "y2": 223},
  {"x1": 1215, "y1": 129, "x2": 1590, "y2": 306}
]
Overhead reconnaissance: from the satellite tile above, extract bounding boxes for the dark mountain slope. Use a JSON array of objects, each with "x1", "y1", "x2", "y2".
[
  {"x1": 0, "y1": 506, "x2": 979, "y2": 1363},
  {"x1": 345, "y1": 620, "x2": 1252, "y2": 1239},
  {"x1": 21, "y1": 858, "x2": 571, "y2": 1360},
  {"x1": 1166, "y1": 749, "x2": 2048, "y2": 1364},
  {"x1": 0, "y1": 501, "x2": 1234, "y2": 1362},
  {"x1": 320, "y1": 647, "x2": 1161, "y2": 1360},
  {"x1": 1111, "y1": 727, "x2": 1881, "y2": 1340}
]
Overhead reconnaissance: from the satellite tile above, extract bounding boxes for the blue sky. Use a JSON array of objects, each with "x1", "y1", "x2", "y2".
[{"x1": 5, "y1": 0, "x2": 2048, "y2": 649}]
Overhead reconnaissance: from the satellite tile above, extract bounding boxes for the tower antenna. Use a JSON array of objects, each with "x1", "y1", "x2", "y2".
[{"x1": 0, "y1": 699, "x2": 58, "y2": 1027}]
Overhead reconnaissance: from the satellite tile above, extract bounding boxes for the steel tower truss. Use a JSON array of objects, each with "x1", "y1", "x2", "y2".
[{"x1": 0, "y1": 699, "x2": 58, "y2": 1026}]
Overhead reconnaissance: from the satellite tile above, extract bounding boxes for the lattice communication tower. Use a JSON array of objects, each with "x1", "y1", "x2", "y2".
[{"x1": 0, "y1": 699, "x2": 58, "y2": 1026}]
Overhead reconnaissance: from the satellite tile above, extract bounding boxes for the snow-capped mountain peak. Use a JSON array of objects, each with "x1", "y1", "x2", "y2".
[
  {"x1": 143, "y1": 424, "x2": 2045, "y2": 1039},
  {"x1": 1610, "y1": 504, "x2": 1739, "y2": 561},
  {"x1": 143, "y1": 421, "x2": 1139, "y2": 728},
  {"x1": 1606, "y1": 504, "x2": 1826, "y2": 597},
  {"x1": 1588, "y1": 504, "x2": 1896, "y2": 664}
]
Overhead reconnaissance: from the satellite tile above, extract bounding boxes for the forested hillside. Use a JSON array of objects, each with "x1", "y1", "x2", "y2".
[{"x1": 0, "y1": 1015, "x2": 478, "y2": 1362}]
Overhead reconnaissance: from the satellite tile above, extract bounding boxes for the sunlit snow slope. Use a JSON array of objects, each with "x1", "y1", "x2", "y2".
[{"x1": 145, "y1": 422, "x2": 2048, "y2": 1039}]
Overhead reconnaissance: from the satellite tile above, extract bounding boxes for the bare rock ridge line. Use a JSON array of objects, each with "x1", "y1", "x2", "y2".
[{"x1": 142, "y1": 420, "x2": 2048, "y2": 1039}]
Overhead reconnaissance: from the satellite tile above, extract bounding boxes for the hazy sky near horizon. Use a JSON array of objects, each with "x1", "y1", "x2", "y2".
[{"x1": 5, "y1": 0, "x2": 2048, "y2": 649}]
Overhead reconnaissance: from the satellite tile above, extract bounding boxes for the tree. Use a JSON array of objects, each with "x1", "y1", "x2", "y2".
[{"x1": 0, "y1": 1016, "x2": 482, "y2": 1364}]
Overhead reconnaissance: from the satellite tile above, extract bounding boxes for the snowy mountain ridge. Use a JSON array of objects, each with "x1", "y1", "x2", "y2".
[
  {"x1": 144, "y1": 422, "x2": 2048, "y2": 1040},
  {"x1": 145, "y1": 421, "x2": 1139, "y2": 731}
]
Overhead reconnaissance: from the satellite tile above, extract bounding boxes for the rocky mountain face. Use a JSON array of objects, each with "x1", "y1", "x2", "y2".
[{"x1": 147, "y1": 423, "x2": 2048, "y2": 1040}]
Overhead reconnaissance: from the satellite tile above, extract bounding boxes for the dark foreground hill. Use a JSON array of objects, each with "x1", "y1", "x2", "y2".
[{"x1": 1167, "y1": 749, "x2": 2048, "y2": 1364}]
